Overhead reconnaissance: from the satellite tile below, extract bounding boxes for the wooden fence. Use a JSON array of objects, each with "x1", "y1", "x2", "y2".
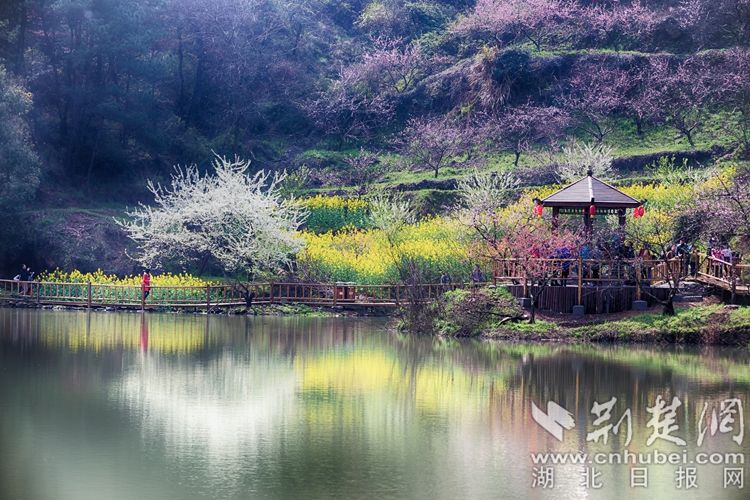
[
  {"x1": 0, "y1": 280, "x2": 477, "y2": 310},
  {"x1": 1, "y1": 253, "x2": 745, "y2": 314},
  {"x1": 493, "y1": 253, "x2": 749, "y2": 312}
]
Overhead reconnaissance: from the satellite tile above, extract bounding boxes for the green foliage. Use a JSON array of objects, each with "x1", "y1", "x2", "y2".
[
  {"x1": 0, "y1": 66, "x2": 39, "y2": 212},
  {"x1": 436, "y1": 286, "x2": 524, "y2": 336},
  {"x1": 569, "y1": 305, "x2": 748, "y2": 342}
]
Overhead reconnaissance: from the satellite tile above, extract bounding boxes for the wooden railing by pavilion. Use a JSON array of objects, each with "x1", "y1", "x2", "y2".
[
  {"x1": 697, "y1": 255, "x2": 750, "y2": 299},
  {"x1": 0, "y1": 280, "x2": 483, "y2": 310},
  {"x1": 492, "y1": 253, "x2": 750, "y2": 299}
]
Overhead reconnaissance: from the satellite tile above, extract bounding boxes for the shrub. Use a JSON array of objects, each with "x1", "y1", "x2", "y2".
[{"x1": 437, "y1": 286, "x2": 524, "y2": 336}]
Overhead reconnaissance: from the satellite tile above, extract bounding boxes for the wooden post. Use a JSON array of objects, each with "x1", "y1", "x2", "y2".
[
  {"x1": 731, "y1": 262, "x2": 737, "y2": 305},
  {"x1": 618, "y1": 208, "x2": 626, "y2": 228},
  {"x1": 270, "y1": 282, "x2": 274, "y2": 303},
  {"x1": 583, "y1": 207, "x2": 591, "y2": 233},
  {"x1": 206, "y1": 284, "x2": 211, "y2": 310},
  {"x1": 577, "y1": 256, "x2": 583, "y2": 305},
  {"x1": 635, "y1": 261, "x2": 642, "y2": 300},
  {"x1": 87, "y1": 282, "x2": 92, "y2": 309},
  {"x1": 333, "y1": 283, "x2": 337, "y2": 306},
  {"x1": 36, "y1": 282, "x2": 41, "y2": 305}
]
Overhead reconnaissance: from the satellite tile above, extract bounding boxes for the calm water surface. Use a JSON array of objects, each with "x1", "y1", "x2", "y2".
[{"x1": 0, "y1": 308, "x2": 748, "y2": 500}]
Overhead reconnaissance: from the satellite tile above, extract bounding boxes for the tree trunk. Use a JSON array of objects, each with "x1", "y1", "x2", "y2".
[
  {"x1": 16, "y1": 2, "x2": 27, "y2": 76},
  {"x1": 514, "y1": 151, "x2": 521, "y2": 167},
  {"x1": 635, "y1": 117, "x2": 644, "y2": 137},
  {"x1": 662, "y1": 297, "x2": 676, "y2": 316},
  {"x1": 177, "y1": 29, "x2": 186, "y2": 118},
  {"x1": 685, "y1": 129, "x2": 695, "y2": 148},
  {"x1": 529, "y1": 302, "x2": 536, "y2": 324}
]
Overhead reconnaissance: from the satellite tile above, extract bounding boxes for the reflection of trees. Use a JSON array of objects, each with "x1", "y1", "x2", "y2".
[
  {"x1": 113, "y1": 351, "x2": 297, "y2": 480},
  {"x1": 2, "y1": 308, "x2": 750, "y2": 499},
  {"x1": 1, "y1": 309, "x2": 387, "y2": 357}
]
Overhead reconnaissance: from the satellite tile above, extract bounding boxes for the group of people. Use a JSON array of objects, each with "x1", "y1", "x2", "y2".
[
  {"x1": 9, "y1": 265, "x2": 153, "y2": 301},
  {"x1": 12, "y1": 264, "x2": 35, "y2": 295},
  {"x1": 438, "y1": 265, "x2": 486, "y2": 286},
  {"x1": 512, "y1": 237, "x2": 713, "y2": 286},
  {"x1": 706, "y1": 239, "x2": 738, "y2": 278}
]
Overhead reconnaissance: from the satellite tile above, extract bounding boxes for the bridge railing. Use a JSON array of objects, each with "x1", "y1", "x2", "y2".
[
  {"x1": 3, "y1": 253, "x2": 744, "y2": 310},
  {"x1": 697, "y1": 255, "x2": 750, "y2": 294},
  {"x1": 492, "y1": 258, "x2": 685, "y2": 285},
  {"x1": 0, "y1": 279, "x2": 484, "y2": 309},
  {"x1": 492, "y1": 253, "x2": 748, "y2": 295}
]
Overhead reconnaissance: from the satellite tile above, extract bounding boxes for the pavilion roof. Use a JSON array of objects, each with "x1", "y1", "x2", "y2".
[{"x1": 541, "y1": 173, "x2": 641, "y2": 208}]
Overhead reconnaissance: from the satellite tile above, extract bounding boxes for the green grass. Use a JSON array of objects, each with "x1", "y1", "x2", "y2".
[
  {"x1": 569, "y1": 305, "x2": 750, "y2": 342},
  {"x1": 305, "y1": 113, "x2": 736, "y2": 193},
  {"x1": 499, "y1": 319, "x2": 558, "y2": 335},
  {"x1": 479, "y1": 305, "x2": 750, "y2": 344}
]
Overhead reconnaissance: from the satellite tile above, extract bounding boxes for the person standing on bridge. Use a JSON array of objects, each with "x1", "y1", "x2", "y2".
[
  {"x1": 440, "y1": 270, "x2": 452, "y2": 286},
  {"x1": 471, "y1": 264, "x2": 485, "y2": 288},
  {"x1": 141, "y1": 269, "x2": 152, "y2": 301}
]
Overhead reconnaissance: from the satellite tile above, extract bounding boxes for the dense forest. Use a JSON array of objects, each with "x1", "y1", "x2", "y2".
[{"x1": 1, "y1": 0, "x2": 749, "y2": 274}]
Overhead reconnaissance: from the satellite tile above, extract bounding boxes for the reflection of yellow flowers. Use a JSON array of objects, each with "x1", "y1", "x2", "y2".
[
  {"x1": 299, "y1": 351, "x2": 402, "y2": 394},
  {"x1": 40, "y1": 314, "x2": 208, "y2": 354},
  {"x1": 298, "y1": 350, "x2": 503, "y2": 415}
]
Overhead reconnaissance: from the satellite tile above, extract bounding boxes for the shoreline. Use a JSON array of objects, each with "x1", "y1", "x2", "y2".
[
  {"x1": 0, "y1": 300, "x2": 389, "y2": 318},
  {"x1": 475, "y1": 303, "x2": 750, "y2": 346},
  {"x1": 2, "y1": 300, "x2": 749, "y2": 346}
]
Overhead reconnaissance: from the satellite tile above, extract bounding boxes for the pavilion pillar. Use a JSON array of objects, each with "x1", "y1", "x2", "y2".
[
  {"x1": 552, "y1": 207, "x2": 560, "y2": 229},
  {"x1": 583, "y1": 207, "x2": 591, "y2": 233},
  {"x1": 618, "y1": 208, "x2": 626, "y2": 228}
]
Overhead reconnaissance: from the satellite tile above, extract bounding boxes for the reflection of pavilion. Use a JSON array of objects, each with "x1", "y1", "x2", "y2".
[{"x1": 539, "y1": 169, "x2": 643, "y2": 231}]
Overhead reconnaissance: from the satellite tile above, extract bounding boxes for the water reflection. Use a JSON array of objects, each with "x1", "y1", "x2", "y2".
[{"x1": 0, "y1": 308, "x2": 748, "y2": 500}]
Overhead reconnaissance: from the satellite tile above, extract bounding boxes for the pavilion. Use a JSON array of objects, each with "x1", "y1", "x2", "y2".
[{"x1": 538, "y1": 169, "x2": 643, "y2": 230}]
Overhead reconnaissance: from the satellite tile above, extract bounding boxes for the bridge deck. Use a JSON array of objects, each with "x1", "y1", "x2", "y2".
[{"x1": 1, "y1": 255, "x2": 745, "y2": 314}]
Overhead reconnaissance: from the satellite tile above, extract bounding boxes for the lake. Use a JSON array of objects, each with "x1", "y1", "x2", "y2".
[{"x1": 0, "y1": 308, "x2": 747, "y2": 500}]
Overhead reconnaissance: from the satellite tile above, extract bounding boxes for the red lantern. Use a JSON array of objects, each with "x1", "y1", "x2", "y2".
[
  {"x1": 589, "y1": 204, "x2": 596, "y2": 216},
  {"x1": 534, "y1": 204, "x2": 543, "y2": 217},
  {"x1": 633, "y1": 206, "x2": 645, "y2": 218}
]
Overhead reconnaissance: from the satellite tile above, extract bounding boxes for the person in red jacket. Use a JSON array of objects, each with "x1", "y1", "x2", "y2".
[{"x1": 141, "y1": 269, "x2": 151, "y2": 301}]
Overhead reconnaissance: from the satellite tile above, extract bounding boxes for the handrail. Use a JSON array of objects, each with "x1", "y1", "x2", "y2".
[
  {"x1": 0, "y1": 279, "x2": 490, "y2": 309},
  {"x1": 492, "y1": 253, "x2": 748, "y2": 295},
  {"x1": 1, "y1": 252, "x2": 746, "y2": 311}
]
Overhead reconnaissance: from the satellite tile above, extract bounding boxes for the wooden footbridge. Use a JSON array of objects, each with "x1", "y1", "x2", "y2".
[
  {"x1": 1, "y1": 255, "x2": 746, "y2": 313},
  {"x1": 0, "y1": 279, "x2": 471, "y2": 310},
  {"x1": 492, "y1": 254, "x2": 749, "y2": 314}
]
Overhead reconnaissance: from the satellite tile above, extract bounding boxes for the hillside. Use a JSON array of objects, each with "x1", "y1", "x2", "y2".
[{"x1": 1, "y1": 0, "x2": 749, "y2": 273}]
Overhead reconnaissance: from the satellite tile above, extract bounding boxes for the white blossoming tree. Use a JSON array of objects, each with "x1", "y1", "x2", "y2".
[
  {"x1": 117, "y1": 154, "x2": 308, "y2": 277},
  {"x1": 457, "y1": 169, "x2": 519, "y2": 258},
  {"x1": 555, "y1": 141, "x2": 615, "y2": 182}
]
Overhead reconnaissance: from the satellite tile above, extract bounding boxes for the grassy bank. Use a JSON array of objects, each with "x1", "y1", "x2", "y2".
[{"x1": 483, "y1": 304, "x2": 750, "y2": 346}]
